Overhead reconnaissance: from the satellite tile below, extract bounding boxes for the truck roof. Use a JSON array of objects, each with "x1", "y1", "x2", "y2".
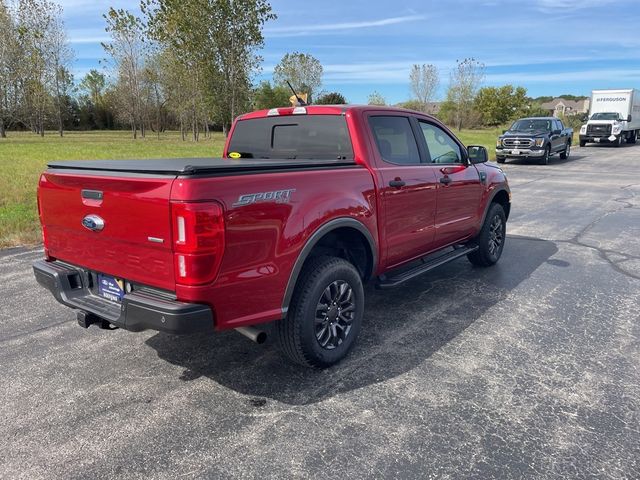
[
  {"x1": 515, "y1": 117, "x2": 557, "y2": 121},
  {"x1": 239, "y1": 104, "x2": 438, "y2": 120}
]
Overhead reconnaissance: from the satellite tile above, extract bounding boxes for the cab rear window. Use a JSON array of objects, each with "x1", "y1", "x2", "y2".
[{"x1": 227, "y1": 115, "x2": 353, "y2": 160}]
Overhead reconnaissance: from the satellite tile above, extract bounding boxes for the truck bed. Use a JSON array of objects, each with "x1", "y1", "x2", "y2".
[{"x1": 47, "y1": 158, "x2": 357, "y2": 176}]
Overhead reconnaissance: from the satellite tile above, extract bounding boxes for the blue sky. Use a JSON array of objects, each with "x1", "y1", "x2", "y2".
[{"x1": 61, "y1": 0, "x2": 640, "y2": 104}]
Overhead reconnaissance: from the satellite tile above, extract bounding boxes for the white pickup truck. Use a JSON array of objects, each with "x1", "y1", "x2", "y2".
[{"x1": 579, "y1": 89, "x2": 640, "y2": 147}]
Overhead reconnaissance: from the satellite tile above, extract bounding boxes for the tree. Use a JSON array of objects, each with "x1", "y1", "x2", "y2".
[
  {"x1": 102, "y1": 8, "x2": 146, "y2": 138},
  {"x1": 315, "y1": 91, "x2": 347, "y2": 105},
  {"x1": 0, "y1": 0, "x2": 20, "y2": 138},
  {"x1": 409, "y1": 63, "x2": 438, "y2": 112},
  {"x1": 273, "y1": 52, "x2": 323, "y2": 102},
  {"x1": 143, "y1": 0, "x2": 276, "y2": 136},
  {"x1": 253, "y1": 81, "x2": 290, "y2": 110},
  {"x1": 78, "y1": 69, "x2": 114, "y2": 129},
  {"x1": 16, "y1": 0, "x2": 58, "y2": 136},
  {"x1": 47, "y1": 7, "x2": 73, "y2": 137},
  {"x1": 474, "y1": 85, "x2": 528, "y2": 126},
  {"x1": 396, "y1": 99, "x2": 425, "y2": 111},
  {"x1": 441, "y1": 58, "x2": 484, "y2": 130},
  {"x1": 80, "y1": 70, "x2": 106, "y2": 107},
  {"x1": 367, "y1": 91, "x2": 386, "y2": 106}
]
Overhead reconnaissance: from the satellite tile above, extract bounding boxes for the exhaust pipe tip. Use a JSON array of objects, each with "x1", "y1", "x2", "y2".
[{"x1": 235, "y1": 326, "x2": 267, "y2": 344}]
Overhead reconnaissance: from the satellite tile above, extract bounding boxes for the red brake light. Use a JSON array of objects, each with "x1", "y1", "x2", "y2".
[
  {"x1": 37, "y1": 176, "x2": 51, "y2": 260},
  {"x1": 171, "y1": 202, "x2": 225, "y2": 285}
]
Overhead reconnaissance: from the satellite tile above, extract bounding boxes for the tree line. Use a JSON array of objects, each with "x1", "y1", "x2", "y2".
[
  {"x1": 0, "y1": 0, "x2": 277, "y2": 140},
  {"x1": 0, "y1": 0, "x2": 575, "y2": 140},
  {"x1": 368, "y1": 58, "x2": 558, "y2": 130},
  {"x1": 0, "y1": 0, "x2": 73, "y2": 138}
]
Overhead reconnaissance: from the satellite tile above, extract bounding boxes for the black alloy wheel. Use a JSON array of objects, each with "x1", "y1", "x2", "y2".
[
  {"x1": 540, "y1": 145, "x2": 550, "y2": 165},
  {"x1": 314, "y1": 280, "x2": 356, "y2": 350},
  {"x1": 487, "y1": 214, "x2": 504, "y2": 258}
]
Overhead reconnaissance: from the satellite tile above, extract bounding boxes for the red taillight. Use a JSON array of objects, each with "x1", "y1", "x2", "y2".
[
  {"x1": 171, "y1": 201, "x2": 225, "y2": 286},
  {"x1": 37, "y1": 178, "x2": 51, "y2": 260}
]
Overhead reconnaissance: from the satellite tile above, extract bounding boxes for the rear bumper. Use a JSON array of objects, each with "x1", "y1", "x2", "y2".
[{"x1": 33, "y1": 260, "x2": 213, "y2": 334}]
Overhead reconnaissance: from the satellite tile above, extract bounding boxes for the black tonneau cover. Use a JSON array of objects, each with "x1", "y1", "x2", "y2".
[{"x1": 47, "y1": 157, "x2": 357, "y2": 176}]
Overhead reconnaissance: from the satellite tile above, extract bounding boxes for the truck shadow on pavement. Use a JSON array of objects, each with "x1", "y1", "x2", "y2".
[
  {"x1": 502, "y1": 153, "x2": 586, "y2": 166},
  {"x1": 146, "y1": 235, "x2": 557, "y2": 406}
]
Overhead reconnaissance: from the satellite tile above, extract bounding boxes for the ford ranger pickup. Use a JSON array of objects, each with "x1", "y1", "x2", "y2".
[
  {"x1": 33, "y1": 105, "x2": 511, "y2": 368},
  {"x1": 496, "y1": 117, "x2": 573, "y2": 165}
]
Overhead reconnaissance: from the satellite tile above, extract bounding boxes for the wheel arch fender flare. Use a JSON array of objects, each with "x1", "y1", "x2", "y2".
[
  {"x1": 480, "y1": 187, "x2": 511, "y2": 226},
  {"x1": 281, "y1": 217, "x2": 378, "y2": 316}
]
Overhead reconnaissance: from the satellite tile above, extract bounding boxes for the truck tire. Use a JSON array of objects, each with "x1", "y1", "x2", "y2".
[
  {"x1": 539, "y1": 145, "x2": 550, "y2": 165},
  {"x1": 497, "y1": 157, "x2": 505, "y2": 164},
  {"x1": 276, "y1": 256, "x2": 364, "y2": 368},
  {"x1": 560, "y1": 142, "x2": 571, "y2": 160},
  {"x1": 468, "y1": 203, "x2": 506, "y2": 267},
  {"x1": 580, "y1": 140, "x2": 587, "y2": 147},
  {"x1": 615, "y1": 135, "x2": 623, "y2": 147},
  {"x1": 627, "y1": 131, "x2": 637, "y2": 144}
]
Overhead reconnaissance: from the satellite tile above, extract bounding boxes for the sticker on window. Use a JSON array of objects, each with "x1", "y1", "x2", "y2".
[{"x1": 229, "y1": 152, "x2": 242, "y2": 159}]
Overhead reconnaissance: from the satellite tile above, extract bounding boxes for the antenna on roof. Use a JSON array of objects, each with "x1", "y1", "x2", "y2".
[{"x1": 286, "y1": 80, "x2": 308, "y2": 106}]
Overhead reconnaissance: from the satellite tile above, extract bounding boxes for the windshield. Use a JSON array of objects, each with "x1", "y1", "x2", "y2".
[
  {"x1": 590, "y1": 112, "x2": 620, "y2": 121},
  {"x1": 510, "y1": 119, "x2": 552, "y2": 132},
  {"x1": 227, "y1": 115, "x2": 354, "y2": 160}
]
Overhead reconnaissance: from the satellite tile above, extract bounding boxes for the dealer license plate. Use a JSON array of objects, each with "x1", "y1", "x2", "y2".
[{"x1": 98, "y1": 274, "x2": 124, "y2": 302}]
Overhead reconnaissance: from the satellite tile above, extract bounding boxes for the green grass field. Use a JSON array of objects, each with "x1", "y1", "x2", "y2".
[
  {"x1": 0, "y1": 131, "x2": 226, "y2": 247},
  {"x1": 0, "y1": 128, "x2": 500, "y2": 248}
]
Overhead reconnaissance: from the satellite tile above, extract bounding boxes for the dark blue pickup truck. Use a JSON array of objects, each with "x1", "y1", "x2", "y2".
[{"x1": 496, "y1": 117, "x2": 573, "y2": 165}]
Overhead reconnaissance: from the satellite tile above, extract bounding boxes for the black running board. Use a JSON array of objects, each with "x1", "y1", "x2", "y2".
[{"x1": 376, "y1": 245, "x2": 479, "y2": 289}]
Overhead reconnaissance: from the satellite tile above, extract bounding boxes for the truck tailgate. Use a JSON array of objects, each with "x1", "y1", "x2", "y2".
[{"x1": 39, "y1": 171, "x2": 176, "y2": 291}]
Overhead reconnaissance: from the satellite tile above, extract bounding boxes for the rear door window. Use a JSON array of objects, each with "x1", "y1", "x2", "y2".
[
  {"x1": 227, "y1": 115, "x2": 353, "y2": 160},
  {"x1": 368, "y1": 116, "x2": 420, "y2": 165}
]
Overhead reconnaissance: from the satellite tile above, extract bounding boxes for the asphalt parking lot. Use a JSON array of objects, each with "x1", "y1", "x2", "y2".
[{"x1": 2, "y1": 144, "x2": 639, "y2": 479}]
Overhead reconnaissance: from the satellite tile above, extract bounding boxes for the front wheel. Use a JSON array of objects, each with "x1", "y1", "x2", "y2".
[
  {"x1": 539, "y1": 145, "x2": 550, "y2": 165},
  {"x1": 276, "y1": 256, "x2": 364, "y2": 368},
  {"x1": 497, "y1": 157, "x2": 506, "y2": 164},
  {"x1": 560, "y1": 142, "x2": 571, "y2": 160},
  {"x1": 468, "y1": 203, "x2": 507, "y2": 267},
  {"x1": 580, "y1": 140, "x2": 587, "y2": 147},
  {"x1": 615, "y1": 135, "x2": 623, "y2": 147}
]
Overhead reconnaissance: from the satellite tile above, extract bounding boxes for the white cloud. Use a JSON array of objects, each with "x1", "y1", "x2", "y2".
[
  {"x1": 485, "y1": 68, "x2": 640, "y2": 84},
  {"x1": 265, "y1": 15, "x2": 426, "y2": 37},
  {"x1": 534, "y1": 0, "x2": 616, "y2": 12}
]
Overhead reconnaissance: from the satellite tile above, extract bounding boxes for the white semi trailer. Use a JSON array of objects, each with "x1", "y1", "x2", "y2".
[{"x1": 579, "y1": 89, "x2": 640, "y2": 147}]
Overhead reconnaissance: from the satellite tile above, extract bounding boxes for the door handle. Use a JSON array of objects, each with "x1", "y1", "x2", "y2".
[
  {"x1": 439, "y1": 176, "x2": 452, "y2": 185},
  {"x1": 389, "y1": 179, "x2": 406, "y2": 188}
]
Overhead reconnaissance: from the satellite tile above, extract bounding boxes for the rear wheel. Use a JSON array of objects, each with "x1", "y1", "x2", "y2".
[
  {"x1": 276, "y1": 256, "x2": 364, "y2": 368},
  {"x1": 468, "y1": 203, "x2": 506, "y2": 267},
  {"x1": 627, "y1": 131, "x2": 637, "y2": 144},
  {"x1": 560, "y1": 142, "x2": 571, "y2": 160}
]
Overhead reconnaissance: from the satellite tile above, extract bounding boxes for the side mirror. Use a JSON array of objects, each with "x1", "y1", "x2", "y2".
[
  {"x1": 467, "y1": 145, "x2": 488, "y2": 164},
  {"x1": 628, "y1": 115, "x2": 632, "y2": 122},
  {"x1": 552, "y1": 129, "x2": 562, "y2": 135}
]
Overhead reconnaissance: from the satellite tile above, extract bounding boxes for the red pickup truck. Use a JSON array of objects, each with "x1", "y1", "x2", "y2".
[{"x1": 33, "y1": 105, "x2": 511, "y2": 367}]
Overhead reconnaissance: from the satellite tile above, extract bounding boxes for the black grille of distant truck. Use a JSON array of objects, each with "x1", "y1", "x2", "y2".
[
  {"x1": 502, "y1": 138, "x2": 534, "y2": 148},
  {"x1": 587, "y1": 124, "x2": 612, "y2": 135}
]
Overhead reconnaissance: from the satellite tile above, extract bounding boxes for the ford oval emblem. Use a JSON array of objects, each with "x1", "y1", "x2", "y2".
[{"x1": 82, "y1": 214, "x2": 105, "y2": 232}]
